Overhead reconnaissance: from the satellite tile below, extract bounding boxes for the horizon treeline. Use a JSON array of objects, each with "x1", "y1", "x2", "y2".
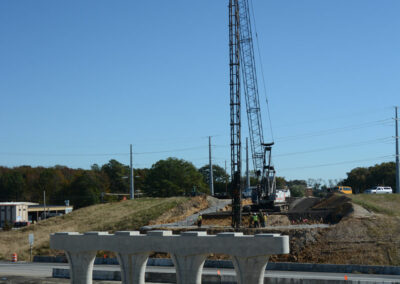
[{"x1": 0, "y1": 159, "x2": 396, "y2": 209}]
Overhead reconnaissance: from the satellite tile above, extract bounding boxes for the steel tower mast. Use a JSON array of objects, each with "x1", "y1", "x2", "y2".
[
  {"x1": 229, "y1": 0, "x2": 242, "y2": 229},
  {"x1": 236, "y1": 0, "x2": 265, "y2": 175},
  {"x1": 229, "y1": 0, "x2": 276, "y2": 224}
]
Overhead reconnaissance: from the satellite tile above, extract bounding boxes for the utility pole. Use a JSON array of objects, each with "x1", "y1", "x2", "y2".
[
  {"x1": 130, "y1": 144, "x2": 134, "y2": 199},
  {"x1": 43, "y1": 191, "x2": 46, "y2": 220},
  {"x1": 209, "y1": 136, "x2": 214, "y2": 196},
  {"x1": 396, "y1": 107, "x2": 399, "y2": 194},
  {"x1": 246, "y1": 137, "x2": 250, "y2": 189},
  {"x1": 225, "y1": 160, "x2": 228, "y2": 196}
]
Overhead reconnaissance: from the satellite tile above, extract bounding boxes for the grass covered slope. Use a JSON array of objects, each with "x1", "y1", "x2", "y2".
[
  {"x1": 349, "y1": 194, "x2": 400, "y2": 216},
  {"x1": 0, "y1": 197, "x2": 188, "y2": 260}
]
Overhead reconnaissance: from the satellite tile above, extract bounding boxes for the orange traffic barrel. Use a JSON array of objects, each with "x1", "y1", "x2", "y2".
[{"x1": 11, "y1": 253, "x2": 17, "y2": 262}]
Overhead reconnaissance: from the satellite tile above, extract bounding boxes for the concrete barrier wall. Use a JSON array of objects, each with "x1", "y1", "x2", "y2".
[
  {"x1": 50, "y1": 230, "x2": 289, "y2": 284},
  {"x1": 53, "y1": 268, "x2": 396, "y2": 284},
  {"x1": 36, "y1": 255, "x2": 400, "y2": 276}
]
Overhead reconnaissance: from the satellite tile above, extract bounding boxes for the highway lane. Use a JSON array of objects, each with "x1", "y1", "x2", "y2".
[{"x1": 1, "y1": 261, "x2": 400, "y2": 283}]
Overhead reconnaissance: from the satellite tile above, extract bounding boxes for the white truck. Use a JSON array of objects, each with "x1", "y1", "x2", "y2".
[{"x1": 364, "y1": 186, "x2": 393, "y2": 194}]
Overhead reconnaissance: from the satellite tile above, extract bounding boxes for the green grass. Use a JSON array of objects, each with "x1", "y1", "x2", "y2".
[{"x1": 349, "y1": 194, "x2": 400, "y2": 216}]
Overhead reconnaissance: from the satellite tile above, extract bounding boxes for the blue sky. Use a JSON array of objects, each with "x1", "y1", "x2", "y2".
[{"x1": 0, "y1": 0, "x2": 399, "y2": 183}]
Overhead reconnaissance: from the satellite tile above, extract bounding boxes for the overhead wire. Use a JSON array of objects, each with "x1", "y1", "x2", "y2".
[
  {"x1": 276, "y1": 119, "x2": 392, "y2": 142},
  {"x1": 279, "y1": 155, "x2": 395, "y2": 172},
  {"x1": 275, "y1": 106, "x2": 394, "y2": 129},
  {"x1": 0, "y1": 145, "x2": 208, "y2": 157},
  {"x1": 275, "y1": 137, "x2": 393, "y2": 157}
]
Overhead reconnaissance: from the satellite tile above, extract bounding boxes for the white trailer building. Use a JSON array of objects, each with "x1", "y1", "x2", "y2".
[{"x1": 0, "y1": 202, "x2": 37, "y2": 227}]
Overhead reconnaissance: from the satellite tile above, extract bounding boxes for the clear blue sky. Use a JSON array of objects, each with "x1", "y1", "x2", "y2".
[{"x1": 0, "y1": 0, "x2": 399, "y2": 183}]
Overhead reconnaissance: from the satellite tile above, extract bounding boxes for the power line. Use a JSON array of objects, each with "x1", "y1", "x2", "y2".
[
  {"x1": 274, "y1": 106, "x2": 394, "y2": 129},
  {"x1": 0, "y1": 146, "x2": 208, "y2": 157},
  {"x1": 276, "y1": 119, "x2": 392, "y2": 142},
  {"x1": 275, "y1": 137, "x2": 392, "y2": 157},
  {"x1": 279, "y1": 155, "x2": 395, "y2": 172}
]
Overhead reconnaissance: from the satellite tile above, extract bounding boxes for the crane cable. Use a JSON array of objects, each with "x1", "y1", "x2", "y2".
[{"x1": 249, "y1": 0, "x2": 274, "y2": 143}]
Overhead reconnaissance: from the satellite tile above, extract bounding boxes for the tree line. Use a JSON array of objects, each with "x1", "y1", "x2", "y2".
[
  {"x1": 340, "y1": 162, "x2": 396, "y2": 193},
  {"x1": 1, "y1": 159, "x2": 395, "y2": 209},
  {"x1": 0, "y1": 158, "x2": 223, "y2": 208}
]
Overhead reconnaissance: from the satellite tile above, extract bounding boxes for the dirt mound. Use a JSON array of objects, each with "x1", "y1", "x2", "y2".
[
  {"x1": 288, "y1": 215, "x2": 400, "y2": 265},
  {"x1": 202, "y1": 214, "x2": 290, "y2": 227},
  {"x1": 148, "y1": 196, "x2": 209, "y2": 225},
  {"x1": 289, "y1": 197, "x2": 321, "y2": 212},
  {"x1": 312, "y1": 194, "x2": 350, "y2": 210}
]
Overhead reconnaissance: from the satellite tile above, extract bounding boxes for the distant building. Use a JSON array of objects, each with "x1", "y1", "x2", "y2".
[
  {"x1": 0, "y1": 202, "x2": 36, "y2": 227},
  {"x1": 28, "y1": 204, "x2": 73, "y2": 222},
  {"x1": 0, "y1": 202, "x2": 74, "y2": 227}
]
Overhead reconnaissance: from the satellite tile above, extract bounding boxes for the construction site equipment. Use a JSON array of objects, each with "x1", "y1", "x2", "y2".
[
  {"x1": 229, "y1": 0, "x2": 242, "y2": 229},
  {"x1": 229, "y1": 0, "x2": 289, "y2": 226}
]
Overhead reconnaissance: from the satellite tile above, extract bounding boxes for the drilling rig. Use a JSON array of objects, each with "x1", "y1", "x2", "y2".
[{"x1": 229, "y1": 0, "x2": 289, "y2": 228}]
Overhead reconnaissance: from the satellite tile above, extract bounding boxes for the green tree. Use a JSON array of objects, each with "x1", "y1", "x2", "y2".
[
  {"x1": 342, "y1": 162, "x2": 396, "y2": 193},
  {"x1": 287, "y1": 179, "x2": 307, "y2": 197},
  {"x1": 101, "y1": 159, "x2": 129, "y2": 193},
  {"x1": 276, "y1": 176, "x2": 287, "y2": 189},
  {"x1": 0, "y1": 171, "x2": 25, "y2": 201},
  {"x1": 36, "y1": 168, "x2": 65, "y2": 204},
  {"x1": 199, "y1": 165, "x2": 229, "y2": 194},
  {"x1": 67, "y1": 172, "x2": 101, "y2": 208},
  {"x1": 145, "y1": 158, "x2": 208, "y2": 197}
]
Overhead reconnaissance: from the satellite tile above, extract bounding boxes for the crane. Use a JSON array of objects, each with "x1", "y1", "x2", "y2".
[{"x1": 229, "y1": 0, "x2": 280, "y2": 228}]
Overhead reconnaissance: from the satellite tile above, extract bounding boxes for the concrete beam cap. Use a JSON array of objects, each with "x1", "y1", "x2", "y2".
[
  {"x1": 217, "y1": 232, "x2": 244, "y2": 237},
  {"x1": 181, "y1": 231, "x2": 208, "y2": 237},
  {"x1": 147, "y1": 230, "x2": 173, "y2": 236},
  {"x1": 115, "y1": 231, "x2": 141, "y2": 236},
  {"x1": 84, "y1": 231, "x2": 110, "y2": 235},
  {"x1": 255, "y1": 233, "x2": 281, "y2": 237}
]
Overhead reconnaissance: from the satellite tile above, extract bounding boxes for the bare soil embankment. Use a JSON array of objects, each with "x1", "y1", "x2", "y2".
[
  {"x1": 182, "y1": 194, "x2": 400, "y2": 266},
  {"x1": 274, "y1": 194, "x2": 400, "y2": 265}
]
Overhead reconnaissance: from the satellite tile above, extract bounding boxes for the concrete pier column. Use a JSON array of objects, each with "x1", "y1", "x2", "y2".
[
  {"x1": 65, "y1": 250, "x2": 97, "y2": 284},
  {"x1": 116, "y1": 252, "x2": 149, "y2": 284},
  {"x1": 232, "y1": 255, "x2": 269, "y2": 284},
  {"x1": 172, "y1": 253, "x2": 208, "y2": 284},
  {"x1": 115, "y1": 231, "x2": 150, "y2": 284},
  {"x1": 172, "y1": 231, "x2": 208, "y2": 284}
]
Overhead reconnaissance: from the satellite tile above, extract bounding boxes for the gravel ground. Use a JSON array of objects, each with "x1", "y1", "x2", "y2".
[{"x1": 142, "y1": 197, "x2": 231, "y2": 229}]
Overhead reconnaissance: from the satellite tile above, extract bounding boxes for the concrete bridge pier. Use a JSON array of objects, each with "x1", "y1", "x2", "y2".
[
  {"x1": 116, "y1": 252, "x2": 149, "y2": 284},
  {"x1": 171, "y1": 232, "x2": 209, "y2": 284},
  {"x1": 172, "y1": 253, "x2": 208, "y2": 284},
  {"x1": 232, "y1": 255, "x2": 269, "y2": 284},
  {"x1": 65, "y1": 250, "x2": 96, "y2": 284},
  {"x1": 115, "y1": 231, "x2": 150, "y2": 284}
]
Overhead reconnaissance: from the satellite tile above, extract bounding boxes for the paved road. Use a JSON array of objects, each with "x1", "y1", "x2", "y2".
[{"x1": 1, "y1": 262, "x2": 400, "y2": 283}]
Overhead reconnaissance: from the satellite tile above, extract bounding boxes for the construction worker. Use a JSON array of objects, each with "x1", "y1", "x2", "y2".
[
  {"x1": 259, "y1": 212, "x2": 265, "y2": 227},
  {"x1": 258, "y1": 211, "x2": 264, "y2": 227},
  {"x1": 262, "y1": 212, "x2": 268, "y2": 227},
  {"x1": 253, "y1": 213, "x2": 259, "y2": 228},
  {"x1": 197, "y1": 214, "x2": 202, "y2": 228},
  {"x1": 248, "y1": 213, "x2": 253, "y2": 228}
]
